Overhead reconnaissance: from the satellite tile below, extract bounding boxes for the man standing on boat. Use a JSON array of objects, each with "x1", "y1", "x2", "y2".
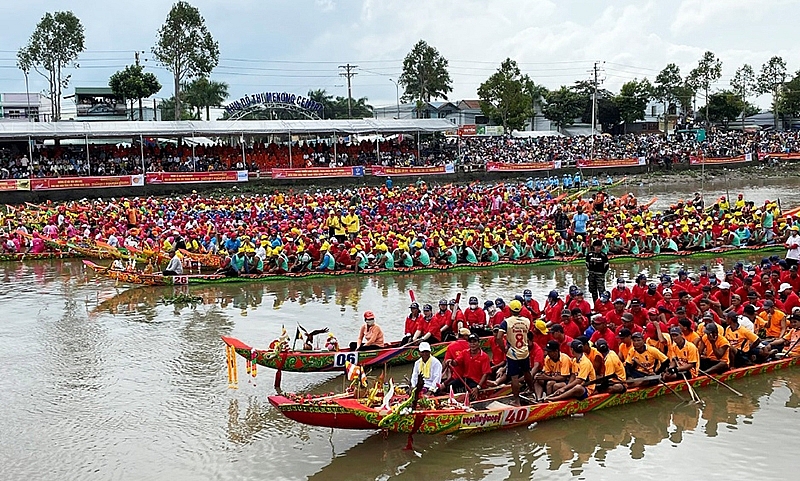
[
  {"x1": 586, "y1": 239, "x2": 610, "y2": 301},
  {"x1": 499, "y1": 300, "x2": 535, "y2": 405},
  {"x1": 410, "y1": 342, "x2": 442, "y2": 394}
]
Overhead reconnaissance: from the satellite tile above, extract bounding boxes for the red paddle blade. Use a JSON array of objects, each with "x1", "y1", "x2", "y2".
[{"x1": 409, "y1": 290, "x2": 416, "y2": 302}]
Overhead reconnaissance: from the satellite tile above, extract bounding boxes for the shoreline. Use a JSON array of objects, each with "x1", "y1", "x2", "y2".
[{"x1": 0, "y1": 159, "x2": 797, "y2": 203}]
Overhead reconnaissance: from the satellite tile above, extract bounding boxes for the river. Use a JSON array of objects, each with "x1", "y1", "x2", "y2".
[{"x1": 2, "y1": 182, "x2": 800, "y2": 481}]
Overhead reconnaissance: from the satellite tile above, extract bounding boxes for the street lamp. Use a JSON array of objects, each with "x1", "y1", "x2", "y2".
[{"x1": 389, "y1": 78, "x2": 399, "y2": 119}]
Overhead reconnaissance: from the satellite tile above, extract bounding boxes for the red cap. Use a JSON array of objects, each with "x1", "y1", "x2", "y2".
[
  {"x1": 647, "y1": 308, "x2": 658, "y2": 315},
  {"x1": 364, "y1": 311, "x2": 375, "y2": 320}
]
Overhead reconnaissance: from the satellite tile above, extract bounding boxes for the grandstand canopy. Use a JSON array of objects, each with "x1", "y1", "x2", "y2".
[{"x1": 0, "y1": 119, "x2": 456, "y2": 140}]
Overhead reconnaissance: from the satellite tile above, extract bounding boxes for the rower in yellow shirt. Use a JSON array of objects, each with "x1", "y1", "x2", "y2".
[
  {"x1": 625, "y1": 332, "x2": 667, "y2": 386},
  {"x1": 595, "y1": 339, "x2": 626, "y2": 393},
  {"x1": 533, "y1": 340, "x2": 572, "y2": 401},
  {"x1": 546, "y1": 340, "x2": 596, "y2": 402},
  {"x1": 663, "y1": 326, "x2": 700, "y2": 380},
  {"x1": 697, "y1": 323, "x2": 730, "y2": 374}
]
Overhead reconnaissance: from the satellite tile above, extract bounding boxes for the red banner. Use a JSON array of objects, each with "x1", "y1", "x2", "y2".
[
  {"x1": 486, "y1": 161, "x2": 555, "y2": 172},
  {"x1": 0, "y1": 179, "x2": 30, "y2": 191},
  {"x1": 371, "y1": 165, "x2": 455, "y2": 177},
  {"x1": 457, "y1": 124, "x2": 477, "y2": 137},
  {"x1": 758, "y1": 152, "x2": 800, "y2": 161},
  {"x1": 271, "y1": 166, "x2": 363, "y2": 179},
  {"x1": 145, "y1": 170, "x2": 248, "y2": 184},
  {"x1": 689, "y1": 154, "x2": 750, "y2": 165},
  {"x1": 576, "y1": 157, "x2": 645, "y2": 169},
  {"x1": 30, "y1": 175, "x2": 144, "y2": 191}
]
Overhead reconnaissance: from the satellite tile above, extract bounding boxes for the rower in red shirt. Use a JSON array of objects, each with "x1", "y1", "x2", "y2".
[
  {"x1": 605, "y1": 298, "x2": 627, "y2": 329},
  {"x1": 558, "y1": 309, "x2": 583, "y2": 339},
  {"x1": 589, "y1": 315, "x2": 618, "y2": 352},
  {"x1": 403, "y1": 302, "x2": 423, "y2": 344},
  {"x1": 628, "y1": 299, "x2": 648, "y2": 326},
  {"x1": 522, "y1": 289, "x2": 542, "y2": 319},
  {"x1": 631, "y1": 274, "x2": 648, "y2": 301},
  {"x1": 548, "y1": 324, "x2": 574, "y2": 356},
  {"x1": 567, "y1": 290, "x2": 592, "y2": 317},
  {"x1": 779, "y1": 283, "x2": 800, "y2": 314},
  {"x1": 444, "y1": 333, "x2": 492, "y2": 397},
  {"x1": 611, "y1": 278, "x2": 633, "y2": 306},
  {"x1": 594, "y1": 291, "x2": 614, "y2": 316},
  {"x1": 642, "y1": 283, "x2": 663, "y2": 309},
  {"x1": 543, "y1": 291, "x2": 566, "y2": 325},
  {"x1": 781, "y1": 265, "x2": 800, "y2": 292},
  {"x1": 463, "y1": 297, "x2": 487, "y2": 327},
  {"x1": 712, "y1": 282, "x2": 733, "y2": 310}
]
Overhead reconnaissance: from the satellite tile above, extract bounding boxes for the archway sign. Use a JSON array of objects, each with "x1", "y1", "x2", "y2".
[{"x1": 225, "y1": 92, "x2": 324, "y2": 120}]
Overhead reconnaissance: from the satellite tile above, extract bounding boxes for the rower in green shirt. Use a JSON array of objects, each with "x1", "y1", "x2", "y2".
[
  {"x1": 414, "y1": 247, "x2": 431, "y2": 266},
  {"x1": 464, "y1": 246, "x2": 478, "y2": 263}
]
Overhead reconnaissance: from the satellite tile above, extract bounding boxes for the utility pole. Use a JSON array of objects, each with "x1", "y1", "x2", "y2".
[
  {"x1": 338, "y1": 64, "x2": 358, "y2": 119},
  {"x1": 590, "y1": 61, "x2": 604, "y2": 162}
]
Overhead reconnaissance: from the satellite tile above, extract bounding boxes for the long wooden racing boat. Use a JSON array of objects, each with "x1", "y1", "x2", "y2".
[
  {"x1": 268, "y1": 356, "x2": 800, "y2": 435},
  {"x1": 81, "y1": 245, "x2": 783, "y2": 286},
  {"x1": 269, "y1": 385, "x2": 513, "y2": 430},
  {"x1": 222, "y1": 335, "x2": 490, "y2": 373}
]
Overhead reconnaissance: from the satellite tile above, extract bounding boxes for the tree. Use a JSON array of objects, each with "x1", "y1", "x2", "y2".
[
  {"x1": 615, "y1": 79, "x2": 652, "y2": 131},
  {"x1": 398, "y1": 40, "x2": 452, "y2": 104},
  {"x1": 757, "y1": 56, "x2": 787, "y2": 130},
  {"x1": 523, "y1": 79, "x2": 548, "y2": 131},
  {"x1": 597, "y1": 97, "x2": 620, "y2": 133},
  {"x1": 654, "y1": 63, "x2": 683, "y2": 128},
  {"x1": 183, "y1": 77, "x2": 228, "y2": 120},
  {"x1": 730, "y1": 64, "x2": 757, "y2": 122},
  {"x1": 688, "y1": 51, "x2": 723, "y2": 127},
  {"x1": 17, "y1": 11, "x2": 85, "y2": 121},
  {"x1": 159, "y1": 96, "x2": 194, "y2": 120},
  {"x1": 109, "y1": 64, "x2": 162, "y2": 120},
  {"x1": 477, "y1": 58, "x2": 533, "y2": 131},
  {"x1": 152, "y1": 1, "x2": 219, "y2": 120},
  {"x1": 542, "y1": 86, "x2": 584, "y2": 131},
  {"x1": 306, "y1": 89, "x2": 371, "y2": 119},
  {"x1": 308, "y1": 89, "x2": 335, "y2": 119},
  {"x1": 778, "y1": 73, "x2": 800, "y2": 119},
  {"x1": 705, "y1": 90, "x2": 745, "y2": 128}
]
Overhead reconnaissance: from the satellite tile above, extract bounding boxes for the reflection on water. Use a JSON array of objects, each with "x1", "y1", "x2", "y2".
[{"x1": 2, "y1": 251, "x2": 800, "y2": 481}]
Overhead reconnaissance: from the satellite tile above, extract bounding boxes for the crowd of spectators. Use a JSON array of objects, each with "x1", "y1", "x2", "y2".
[{"x1": 0, "y1": 130, "x2": 799, "y2": 179}]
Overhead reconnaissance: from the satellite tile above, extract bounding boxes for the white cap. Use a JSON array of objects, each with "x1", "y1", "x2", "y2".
[
  {"x1": 780, "y1": 283, "x2": 793, "y2": 292},
  {"x1": 719, "y1": 282, "x2": 731, "y2": 289},
  {"x1": 419, "y1": 342, "x2": 432, "y2": 352},
  {"x1": 663, "y1": 288, "x2": 672, "y2": 295}
]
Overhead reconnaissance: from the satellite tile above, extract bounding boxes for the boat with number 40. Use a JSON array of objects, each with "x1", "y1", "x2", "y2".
[{"x1": 267, "y1": 357, "x2": 800, "y2": 435}]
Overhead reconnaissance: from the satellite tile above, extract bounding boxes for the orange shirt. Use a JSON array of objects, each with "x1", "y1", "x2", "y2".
[
  {"x1": 666, "y1": 338, "x2": 699, "y2": 377},
  {"x1": 626, "y1": 346, "x2": 667, "y2": 375},
  {"x1": 543, "y1": 352, "x2": 572, "y2": 377},
  {"x1": 358, "y1": 324, "x2": 384, "y2": 347},
  {"x1": 604, "y1": 350, "x2": 626, "y2": 382},
  {"x1": 700, "y1": 334, "x2": 730, "y2": 361},
  {"x1": 571, "y1": 354, "x2": 597, "y2": 394},
  {"x1": 757, "y1": 310, "x2": 787, "y2": 338},
  {"x1": 724, "y1": 325, "x2": 759, "y2": 352},
  {"x1": 783, "y1": 328, "x2": 800, "y2": 358},
  {"x1": 618, "y1": 341, "x2": 633, "y2": 361}
]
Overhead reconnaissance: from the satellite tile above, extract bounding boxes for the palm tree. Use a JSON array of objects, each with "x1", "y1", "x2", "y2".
[{"x1": 185, "y1": 77, "x2": 229, "y2": 120}]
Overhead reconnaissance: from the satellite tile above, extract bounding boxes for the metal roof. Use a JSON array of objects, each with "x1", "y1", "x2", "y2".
[{"x1": 0, "y1": 118, "x2": 456, "y2": 139}]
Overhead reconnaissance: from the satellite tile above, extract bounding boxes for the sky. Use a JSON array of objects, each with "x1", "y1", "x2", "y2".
[{"x1": 1, "y1": 0, "x2": 798, "y2": 112}]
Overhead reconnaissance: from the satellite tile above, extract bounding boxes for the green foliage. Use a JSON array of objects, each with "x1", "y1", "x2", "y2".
[
  {"x1": 689, "y1": 51, "x2": 723, "y2": 126},
  {"x1": 152, "y1": 1, "x2": 220, "y2": 120},
  {"x1": 542, "y1": 86, "x2": 584, "y2": 130},
  {"x1": 399, "y1": 40, "x2": 452, "y2": 103},
  {"x1": 778, "y1": 73, "x2": 800, "y2": 118},
  {"x1": 654, "y1": 63, "x2": 682, "y2": 107},
  {"x1": 159, "y1": 96, "x2": 195, "y2": 121},
  {"x1": 615, "y1": 79, "x2": 652, "y2": 126},
  {"x1": 705, "y1": 90, "x2": 745, "y2": 127},
  {"x1": 182, "y1": 77, "x2": 228, "y2": 120},
  {"x1": 308, "y1": 89, "x2": 372, "y2": 119},
  {"x1": 17, "y1": 11, "x2": 85, "y2": 121},
  {"x1": 757, "y1": 56, "x2": 788, "y2": 129},
  {"x1": 477, "y1": 58, "x2": 533, "y2": 131},
  {"x1": 109, "y1": 64, "x2": 162, "y2": 120}
]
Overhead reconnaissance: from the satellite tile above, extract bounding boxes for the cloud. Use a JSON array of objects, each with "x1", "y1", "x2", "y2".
[{"x1": 315, "y1": 0, "x2": 336, "y2": 12}]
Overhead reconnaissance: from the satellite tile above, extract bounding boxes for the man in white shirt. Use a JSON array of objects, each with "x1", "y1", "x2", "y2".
[
  {"x1": 785, "y1": 225, "x2": 800, "y2": 268},
  {"x1": 410, "y1": 342, "x2": 442, "y2": 394}
]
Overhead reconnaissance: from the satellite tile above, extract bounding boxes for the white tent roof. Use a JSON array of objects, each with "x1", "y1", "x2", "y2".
[
  {"x1": 0, "y1": 119, "x2": 455, "y2": 140},
  {"x1": 511, "y1": 130, "x2": 565, "y2": 138}
]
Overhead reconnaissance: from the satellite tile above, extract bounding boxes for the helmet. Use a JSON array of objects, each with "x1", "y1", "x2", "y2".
[
  {"x1": 509, "y1": 300, "x2": 523, "y2": 312},
  {"x1": 409, "y1": 302, "x2": 420, "y2": 310},
  {"x1": 438, "y1": 299, "x2": 448, "y2": 306},
  {"x1": 523, "y1": 289, "x2": 532, "y2": 298},
  {"x1": 495, "y1": 298, "x2": 505, "y2": 307},
  {"x1": 548, "y1": 290, "x2": 559, "y2": 299},
  {"x1": 468, "y1": 296, "x2": 479, "y2": 304},
  {"x1": 423, "y1": 304, "x2": 433, "y2": 311}
]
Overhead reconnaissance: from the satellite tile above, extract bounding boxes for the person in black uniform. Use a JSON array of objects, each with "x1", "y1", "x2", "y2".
[{"x1": 586, "y1": 239, "x2": 609, "y2": 302}]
